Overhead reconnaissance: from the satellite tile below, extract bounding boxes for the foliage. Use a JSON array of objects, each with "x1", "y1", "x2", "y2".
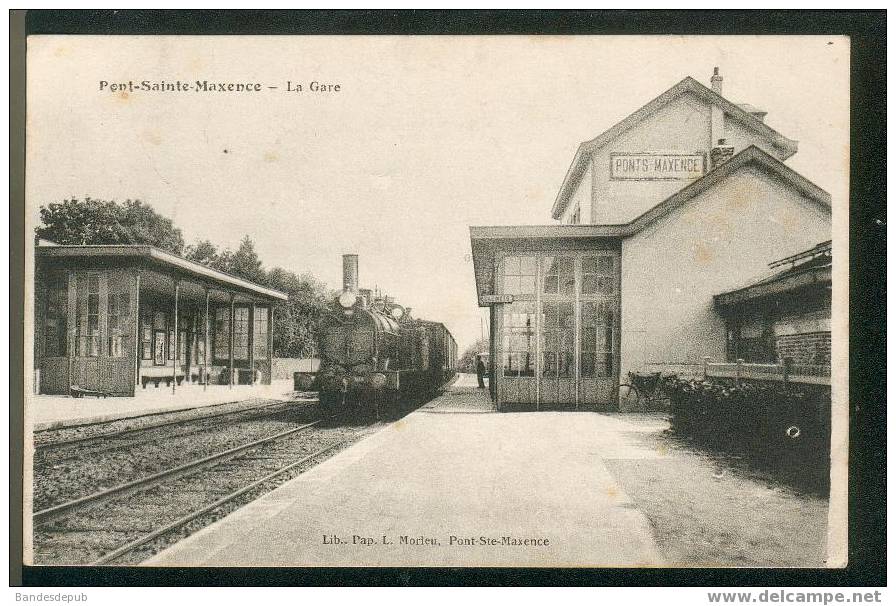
[
  {"x1": 264, "y1": 267, "x2": 334, "y2": 358},
  {"x1": 664, "y1": 376, "x2": 831, "y2": 492},
  {"x1": 36, "y1": 197, "x2": 185, "y2": 254},
  {"x1": 457, "y1": 338, "x2": 489, "y2": 373}
]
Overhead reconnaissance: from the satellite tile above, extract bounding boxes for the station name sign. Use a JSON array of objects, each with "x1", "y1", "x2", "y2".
[
  {"x1": 610, "y1": 152, "x2": 706, "y2": 181},
  {"x1": 481, "y1": 294, "x2": 514, "y2": 304}
]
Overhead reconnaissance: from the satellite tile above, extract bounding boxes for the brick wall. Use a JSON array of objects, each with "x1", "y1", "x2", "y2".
[{"x1": 774, "y1": 331, "x2": 831, "y2": 366}]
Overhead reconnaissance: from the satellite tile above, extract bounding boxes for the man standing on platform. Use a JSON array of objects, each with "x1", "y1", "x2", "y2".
[{"x1": 476, "y1": 355, "x2": 486, "y2": 389}]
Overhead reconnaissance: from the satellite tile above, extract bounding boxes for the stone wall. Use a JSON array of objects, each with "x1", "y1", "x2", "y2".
[{"x1": 271, "y1": 357, "x2": 319, "y2": 380}]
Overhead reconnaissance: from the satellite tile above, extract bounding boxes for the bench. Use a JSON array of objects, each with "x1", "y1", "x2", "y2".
[
  {"x1": 140, "y1": 367, "x2": 199, "y2": 388},
  {"x1": 70, "y1": 385, "x2": 111, "y2": 398}
]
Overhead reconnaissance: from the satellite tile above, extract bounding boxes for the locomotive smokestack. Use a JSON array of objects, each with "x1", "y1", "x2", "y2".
[{"x1": 342, "y1": 254, "x2": 359, "y2": 292}]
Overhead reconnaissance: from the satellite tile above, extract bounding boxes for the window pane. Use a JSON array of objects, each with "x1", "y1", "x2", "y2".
[
  {"x1": 214, "y1": 308, "x2": 230, "y2": 360},
  {"x1": 555, "y1": 257, "x2": 574, "y2": 276},
  {"x1": 598, "y1": 277, "x2": 615, "y2": 294},
  {"x1": 542, "y1": 256, "x2": 558, "y2": 276},
  {"x1": 254, "y1": 309, "x2": 269, "y2": 359},
  {"x1": 582, "y1": 256, "x2": 600, "y2": 274},
  {"x1": 43, "y1": 275, "x2": 68, "y2": 357},
  {"x1": 504, "y1": 256, "x2": 521, "y2": 275},
  {"x1": 541, "y1": 331, "x2": 559, "y2": 353},
  {"x1": 519, "y1": 256, "x2": 536, "y2": 276},
  {"x1": 558, "y1": 331, "x2": 574, "y2": 354},
  {"x1": 503, "y1": 353, "x2": 517, "y2": 377},
  {"x1": 558, "y1": 352, "x2": 574, "y2": 378},
  {"x1": 559, "y1": 303, "x2": 575, "y2": 329},
  {"x1": 542, "y1": 352, "x2": 558, "y2": 377},
  {"x1": 519, "y1": 352, "x2": 535, "y2": 377},
  {"x1": 581, "y1": 302, "x2": 597, "y2": 328},
  {"x1": 542, "y1": 275, "x2": 559, "y2": 294},
  {"x1": 542, "y1": 302, "x2": 558, "y2": 328},
  {"x1": 581, "y1": 329, "x2": 596, "y2": 351},
  {"x1": 560, "y1": 272, "x2": 575, "y2": 295},
  {"x1": 581, "y1": 352, "x2": 596, "y2": 378},
  {"x1": 233, "y1": 307, "x2": 250, "y2": 360},
  {"x1": 503, "y1": 275, "x2": 520, "y2": 294},
  {"x1": 581, "y1": 275, "x2": 598, "y2": 294}
]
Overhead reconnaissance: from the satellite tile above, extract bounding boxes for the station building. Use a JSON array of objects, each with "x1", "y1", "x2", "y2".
[
  {"x1": 470, "y1": 69, "x2": 832, "y2": 410},
  {"x1": 33, "y1": 241, "x2": 288, "y2": 396}
]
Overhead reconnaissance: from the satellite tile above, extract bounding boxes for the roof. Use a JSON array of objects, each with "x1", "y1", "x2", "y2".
[
  {"x1": 551, "y1": 76, "x2": 800, "y2": 219},
  {"x1": 714, "y1": 240, "x2": 832, "y2": 306},
  {"x1": 471, "y1": 146, "x2": 831, "y2": 306},
  {"x1": 36, "y1": 243, "x2": 288, "y2": 301}
]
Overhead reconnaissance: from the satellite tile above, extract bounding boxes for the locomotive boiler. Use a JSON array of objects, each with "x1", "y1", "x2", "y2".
[{"x1": 310, "y1": 254, "x2": 457, "y2": 417}]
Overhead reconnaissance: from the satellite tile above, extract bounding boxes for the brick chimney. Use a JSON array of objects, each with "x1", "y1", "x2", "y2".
[
  {"x1": 710, "y1": 138, "x2": 735, "y2": 168},
  {"x1": 711, "y1": 66, "x2": 723, "y2": 94},
  {"x1": 710, "y1": 67, "x2": 725, "y2": 156}
]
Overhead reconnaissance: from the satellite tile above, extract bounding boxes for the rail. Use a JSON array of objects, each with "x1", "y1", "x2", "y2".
[{"x1": 702, "y1": 357, "x2": 830, "y2": 386}]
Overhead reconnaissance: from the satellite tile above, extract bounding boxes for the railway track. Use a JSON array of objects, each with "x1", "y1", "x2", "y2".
[
  {"x1": 34, "y1": 396, "x2": 316, "y2": 448},
  {"x1": 32, "y1": 418, "x2": 375, "y2": 565},
  {"x1": 33, "y1": 401, "x2": 323, "y2": 512},
  {"x1": 35, "y1": 399, "x2": 306, "y2": 465}
]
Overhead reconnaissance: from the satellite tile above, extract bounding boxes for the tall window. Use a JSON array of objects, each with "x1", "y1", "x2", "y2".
[
  {"x1": 43, "y1": 273, "x2": 68, "y2": 357},
  {"x1": 214, "y1": 307, "x2": 230, "y2": 362},
  {"x1": 77, "y1": 275, "x2": 101, "y2": 357},
  {"x1": 501, "y1": 302, "x2": 536, "y2": 377},
  {"x1": 502, "y1": 256, "x2": 536, "y2": 295},
  {"x1": 140, "y1": 311, "x2": 153, "y2": 360},
  {"x1": 569, "y1": 205, "x2": 581, "y2": 225},
  {"x1": 107, "y1": 291, "x2": 130, "y2": 358},
  {"x1": 253, "y1": 308, "x2": 269, "y2": 359},
  {"x1": 580, "y1": 301, "x2": 614, "y2": 377},
  {"x1": 233, "y1": 307, "x2": 250, "y2": 360},
  {"x1": 541, "y1": 301, "x2": 575, "y2": 378}
]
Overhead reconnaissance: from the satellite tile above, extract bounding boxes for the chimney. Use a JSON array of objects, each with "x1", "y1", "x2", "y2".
[
  {"x1": 710, "y1": 67, "x2": 725, "y2": 151},
  {"x1": 711, "y1": 66, "x2": 723, "y2": 94},
  {"x1": 342, "y1": 254, "x2": 359, "y2": 292},
  {"x1": 710, "y1": 138, "x2": 735, "y2": 168}
]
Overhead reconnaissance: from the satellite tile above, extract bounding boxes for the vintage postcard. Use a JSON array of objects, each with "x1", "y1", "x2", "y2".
[{"x1": 23, "y1": 34, "x2": 849, "y2": 569}]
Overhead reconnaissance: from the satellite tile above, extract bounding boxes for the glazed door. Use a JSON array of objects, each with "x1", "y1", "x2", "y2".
[
  {"x1": 498, "y1": 301, "x2": 537, "y2": 404},
  {"x1": 538, "y1": 255, "x2": 577, "y2": 409},
  {"x1": 497, "y1": 255, "x2": 537, "y2": 405},
  {"x1": 578, "y1": 253, "x2": 620, "y2": 407}
]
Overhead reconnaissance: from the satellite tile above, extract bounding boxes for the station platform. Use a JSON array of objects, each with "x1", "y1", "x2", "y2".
[
  {"x1": 146, "y1": 377, "x2": 667, "y2": 567},
  {"x1": 28, "y1": 380, "x2": 298, "y2": 431}
]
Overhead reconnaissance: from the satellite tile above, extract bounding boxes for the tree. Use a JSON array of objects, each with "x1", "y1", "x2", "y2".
[
  {"x1": 458, "y1": 338, "x2": 489, "y2": 373},
  {"x1": 265, "y1": 267, "x2": 334, "y2": 358},
  {"x1": 228, "y1": 236, "x2": 265, "y2": 283},
  {"x1": 36, "y1": 197, "x2": 185, "y2": 254},
  {"x1": 183, "y1": 239, "x2": 221, "y2": 266}
]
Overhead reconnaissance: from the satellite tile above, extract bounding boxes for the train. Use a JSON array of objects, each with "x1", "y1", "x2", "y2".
[{"x1": 298, "y1": 254, "x2": 457, "y2": 418}]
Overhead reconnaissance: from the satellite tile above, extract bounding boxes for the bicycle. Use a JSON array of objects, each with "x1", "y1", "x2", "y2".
[{"x1": 618, "y1": 371, "x2": 672, "y2": 410}]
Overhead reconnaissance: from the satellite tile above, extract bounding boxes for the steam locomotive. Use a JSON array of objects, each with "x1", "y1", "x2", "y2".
[{"x1": 303, "y1": 254, "x2": 457, "y2": 418}]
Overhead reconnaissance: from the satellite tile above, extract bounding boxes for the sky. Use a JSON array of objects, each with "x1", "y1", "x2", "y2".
[{"x1": 26, "y1": 35, "x2": 849, "y2": 353}]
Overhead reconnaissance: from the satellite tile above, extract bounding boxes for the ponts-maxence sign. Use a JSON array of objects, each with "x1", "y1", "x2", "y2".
[{"x1": 610, "y1": 152, "x2": 706, "y2": 181}]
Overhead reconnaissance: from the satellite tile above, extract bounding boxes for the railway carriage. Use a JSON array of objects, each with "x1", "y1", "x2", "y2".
[{"x1": 309, "y1": 255, "x2": 457, "y2": 417}]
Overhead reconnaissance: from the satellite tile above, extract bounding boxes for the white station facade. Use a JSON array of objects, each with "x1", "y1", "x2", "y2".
[{"x1": 470, "y1": 69, "x2": 832, "y2": 411}]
